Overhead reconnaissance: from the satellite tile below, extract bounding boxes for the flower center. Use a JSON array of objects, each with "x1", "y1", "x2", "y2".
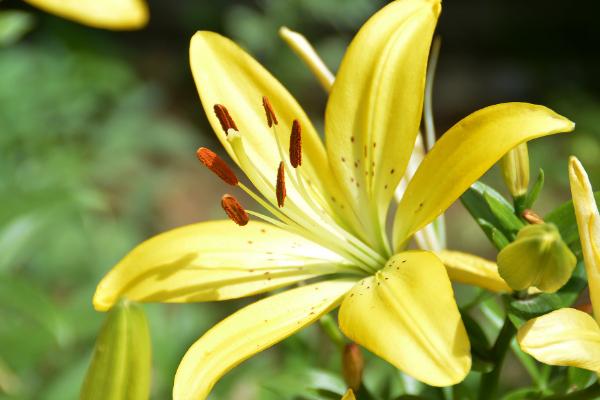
[{"x1": 198, "y1": 98, "x2": 387, "y2": 275}]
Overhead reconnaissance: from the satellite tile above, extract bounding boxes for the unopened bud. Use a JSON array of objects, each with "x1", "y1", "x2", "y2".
[
  {"x1": 81, "y1": 301, "x2": 151, "y2": 400},
  {"x1": 500, "y1": 142, "x2": 530, "y2": 198},
  {"x1": 497, "y1": 223, "x2": 576, "y2": 293},
  {"x1": 342, "y1": 343, "x2": 363, "y2": 392}
]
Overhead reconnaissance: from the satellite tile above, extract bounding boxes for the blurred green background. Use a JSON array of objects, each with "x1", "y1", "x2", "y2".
[{"x1": 0, "y1": 0, "x2": 598, "y2": 399}]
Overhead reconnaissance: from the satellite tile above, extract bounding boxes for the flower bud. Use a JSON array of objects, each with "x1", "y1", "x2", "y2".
[
  {"x1": 81, "y1": 301, "x2": 151, "y2": 400},
  {"x1": 500, "y1": 142, "x2": 530, "y2": 198},
  {"x1": 497, "y1": 223, "x2": 576, "y2": 293},
  {"x1": 342, "y1": 343, "x2": 363, "y2": 392}
]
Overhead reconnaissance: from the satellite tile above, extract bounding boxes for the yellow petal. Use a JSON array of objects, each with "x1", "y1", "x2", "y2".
[
  {"x1": 341, "y1": 389, "x2": 356, "y2": 400},
  {"x1": 569, "y1": 157, "x2": 600, "y2": 322},
  {"x1": 325, "y1": 0, "x2": 440, "y2": 248},
  {"x1": 93, "y1": 220, "x2": 350, "y2": 311},
  {"x1": 338, "y1": 251, "x2": 471, "y2": 386},
  {"x1": 173, "y1": 280, "x2": 355, "y2": 400},
  {"x1": 517, "y1": 308, "x2": 600, "y2": 373},
  {"x1": 279, "y1": 27, "x2": 334, "y2": 91},
  {"x1": 436, "y1": 250, "x2": 511, "y2": 293},
  {"x1": 23, "y1": 0, "x2": 148, "y2": 30},
  {"x1": 393, "y1": 103, "x2": 574, "y2": 248},
  {"x1": 189, "y1": 32, "x2": 356, "y2": 232}
]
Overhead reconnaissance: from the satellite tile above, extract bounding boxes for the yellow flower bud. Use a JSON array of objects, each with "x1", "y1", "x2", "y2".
[
  {"x1": 81, "y1": 301, "x2": 151, "y2": 400},
  {"x1": 500, "y1": 142, "x2": 530, "y2": 198},
  {"x1": 497, "y1": 223, "x2": 576, "y2": 293}
]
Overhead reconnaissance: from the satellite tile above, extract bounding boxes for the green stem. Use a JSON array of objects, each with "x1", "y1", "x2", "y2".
[
  {"x1": 480, "y1": 299, "x2": 542, "y2": 385},
  {"x1": 319, "y1": 314, "x2": 346, "y2": 350},
  {"x1": 543, "y1": 384, "x2": 600, "y2": 400},
  {"x1": 477, "y1": 316, "x2": 517, "y2": 400},
  {"x1": 510, "y1": 340, "x2": 543, "y2": 388}
]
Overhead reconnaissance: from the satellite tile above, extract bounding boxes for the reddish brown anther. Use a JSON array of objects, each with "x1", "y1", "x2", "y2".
[
  {"x1": 196, "y1": 147, "x2": 238, "y2": 186},
  {"x1": 213, "y1": 104, "x2": 238, "y2": 134},
  {"x1": 262, "y1": 96, "x2": 278, "y2": 127},
  {"x1": 276, "y1": 162, "x2": 286, "y2": 208},
  {"x1": 522, "y1": 209, "x2": 544, "y2": 225},
  {"x1": 221, "y1": 194, "x2": 249, "y2": 226},
  {"x1": 289, "y1": 119, "x2": 302, "y2": 168}
]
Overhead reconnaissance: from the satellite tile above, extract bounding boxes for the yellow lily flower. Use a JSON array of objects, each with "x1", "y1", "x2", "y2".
[
  {"x1": 517, "y1": 157, "x2": 600, "y2": 373},
  {"x1": 93, "y1": 0, "x2": 574, "y2": 398},
  {"x1": 22, "y1": 0, "x2": 148, "y2": 30}
]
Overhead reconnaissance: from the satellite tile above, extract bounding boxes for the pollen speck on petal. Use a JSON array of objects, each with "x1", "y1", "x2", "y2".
[
  {"x1": 221, "y1": 194, "x2": 249, "y2": 226},
  {"x1": 276, "y1": 161, "x2": 286, "y2": 207},
  {"x1": 196, "y1": 147, "x2": 239, "y2": 186}
]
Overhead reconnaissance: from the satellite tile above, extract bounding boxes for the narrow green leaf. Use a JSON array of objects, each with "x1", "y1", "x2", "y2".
[
  {"x1": 0, "y1": 11, "x2": 34, "y2": 46},
  {"x1": 545, "y1": 191, "x2": 600, "y2": 254},
  {"x1": 500, "y1": 387, "x2": 543, "y2": 400},
  {"x1": 567, "y1": 367, "x2": 597, "y2": 391},
  {"x1": 521, "y1": 169, "x2": 545, "y2": 211},
  {"x1": 484, "y1": 192, "x2": 525, "y2": 235},
  {"x1": 81, "y1": 301, "x2": 151, "y2": 400},
  {"x1": 478, "y1": 219, "x2": 510, "y2": 250},
  {"x1": 461, "y1": 182, "x2": 519, "y2": 244},
  {"x1": 460, "y1": 312, "x2": 494, "y2": 373}
]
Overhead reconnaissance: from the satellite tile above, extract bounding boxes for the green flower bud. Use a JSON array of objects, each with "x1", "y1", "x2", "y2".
[
  {"x1": 342, "y1": 343, "x2": 363, "y2": 392},
  {"x1": 81, "y1": 301, "x2": 151, "y2": 400},
  {"x1": 500, "y1": 142, "x2": 530, "y2": 198},
  {"x1": 497, "y1": 223, "x2": 576, "y2": 293}
]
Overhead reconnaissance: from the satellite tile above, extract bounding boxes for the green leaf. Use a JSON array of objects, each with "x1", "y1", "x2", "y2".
[
  {"x1": 521, "y1": 169, "x2": 545, "y2": 212},
  {"x1": 460, "y1": 312, "x2": 494, "y2": 373},
  {"x1": 545, "y1": 190, "x2": 600, "y2": 255},
  {"x1": 500, "y1": 387, "x2": 543, "y2": 400},
  {"x1": 484, "y1": 192, "x2": 525, "y2": 234},
  {"x1": 80, "y1": 301, "x2": 151, "y2": 400},
  {"x1": 461, "y1": 182, "x2": 520, "y2": 245},
  {"x1": 0, "y1": 11, "x2": 34, "y2": 46},
  {"x1": 0, "y1": 274, "x2": 67, "y2": 344},
  {"x1": 478, "y1": 219, "x2": 510, "y2": 250},
  {"x1": 507, "y1": 261, "x2": 587, "y2": 320},
  {"x1": 568, "y1": 367, "x2": 598, "y2": 391}
]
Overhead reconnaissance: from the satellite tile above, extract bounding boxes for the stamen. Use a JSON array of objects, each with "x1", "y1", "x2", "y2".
[
  {"x1": 262, "y1": 96, "x2": 278, "y2": 127},
  {"x1": 289, "y1": 119, "x2": 302, "y2": 168},
  {"x1": 213, "y1": 104, "x2": 238, "y2": 134},
  {"x1": 221, "y1": 194, "x2": 249, "y2": 226},
  {"x1": 196, "y1": 147, "x2": 238, "y2": 186},
  {"x1": 276, "y1": 161, "x2": 286, "y2": 207}
]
